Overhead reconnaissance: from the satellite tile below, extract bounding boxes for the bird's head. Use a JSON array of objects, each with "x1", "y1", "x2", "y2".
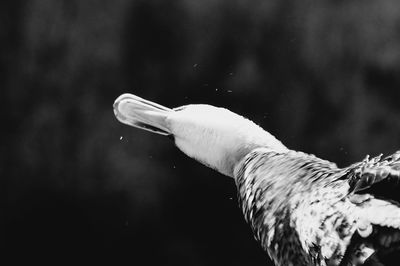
[{"x1": 114, "y1": 94, "x2": 288, "y2": 177}]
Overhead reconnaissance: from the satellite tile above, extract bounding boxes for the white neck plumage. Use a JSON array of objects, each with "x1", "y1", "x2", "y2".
[{"x1": 114, "y1": 93, "x2": 288, "y2": 178}]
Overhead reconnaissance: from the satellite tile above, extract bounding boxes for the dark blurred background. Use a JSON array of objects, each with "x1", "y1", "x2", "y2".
[{"x1": 3, "y1": 0, "x2": 400, "y2": 265}]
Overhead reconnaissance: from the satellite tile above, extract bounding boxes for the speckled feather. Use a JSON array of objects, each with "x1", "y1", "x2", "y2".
[{"x1": 234, "y1": 148, "x2": 400, "y2": 266}]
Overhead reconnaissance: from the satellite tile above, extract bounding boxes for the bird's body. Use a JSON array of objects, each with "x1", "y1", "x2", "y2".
[
  {"x1": 235, "y1": 148, "x2": 400, "y2": 266},
  {"x1": 113, "y1": 93, "x2": 400, "y2": 266},
  {"x1": 236, "y1": 148, "x2": 350, "y2": 266}
]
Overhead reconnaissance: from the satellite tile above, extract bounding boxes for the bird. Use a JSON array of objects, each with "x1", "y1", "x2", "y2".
[{"x1": 113, "y1": 93, "x2": 400, "y2": 266}]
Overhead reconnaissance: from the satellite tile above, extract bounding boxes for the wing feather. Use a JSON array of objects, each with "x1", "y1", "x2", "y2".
[{"x1": 348, "y1": 151, "x2": 400, "y2": 199}]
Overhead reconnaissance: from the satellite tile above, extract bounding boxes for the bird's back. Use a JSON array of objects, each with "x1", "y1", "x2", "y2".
[{"x1": 234, "y1": 148, "x2": 400, "y2": 266}]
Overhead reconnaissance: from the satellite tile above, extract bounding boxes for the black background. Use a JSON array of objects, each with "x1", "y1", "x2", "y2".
[{"x1": 3, "y1": 1, "x2": 400, "y2": 265}]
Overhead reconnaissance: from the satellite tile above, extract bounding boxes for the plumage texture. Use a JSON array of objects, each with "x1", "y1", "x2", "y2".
[
  {"x1": 113, "y1": 93, "x2": 400, "y2": 266},
  {"x1": 234, "y1": 148, "x2": 400, "y2": 266}
]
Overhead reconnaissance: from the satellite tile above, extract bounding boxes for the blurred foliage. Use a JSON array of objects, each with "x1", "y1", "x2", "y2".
[{"x1": 3, "y1": 0, "x2": 400, "y2": 265}]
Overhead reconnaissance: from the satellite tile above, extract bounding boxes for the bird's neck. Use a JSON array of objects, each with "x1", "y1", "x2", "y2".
[
  {"x1": 169, "y1": 107, "x2": 288, "y2": 178},
  {"x1": 229, "y1": 133, "x2": 288, "y2": 177},
  {"x1": 175, "y1": 124, "x2": 288, "y2": 178}
]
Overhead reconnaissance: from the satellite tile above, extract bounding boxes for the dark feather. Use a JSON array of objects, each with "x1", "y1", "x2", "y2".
[
  {"x1": 347, "y1": 152, "x2": 400, "y2": 202},
  {"x1": 236, "y1": 149, "x2": 400, "y2": 266}
]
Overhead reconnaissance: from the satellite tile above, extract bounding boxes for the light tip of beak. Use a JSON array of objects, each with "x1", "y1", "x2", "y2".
[{"x1": 113, "y1": 97, "x2": 128, "y2": 122}]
